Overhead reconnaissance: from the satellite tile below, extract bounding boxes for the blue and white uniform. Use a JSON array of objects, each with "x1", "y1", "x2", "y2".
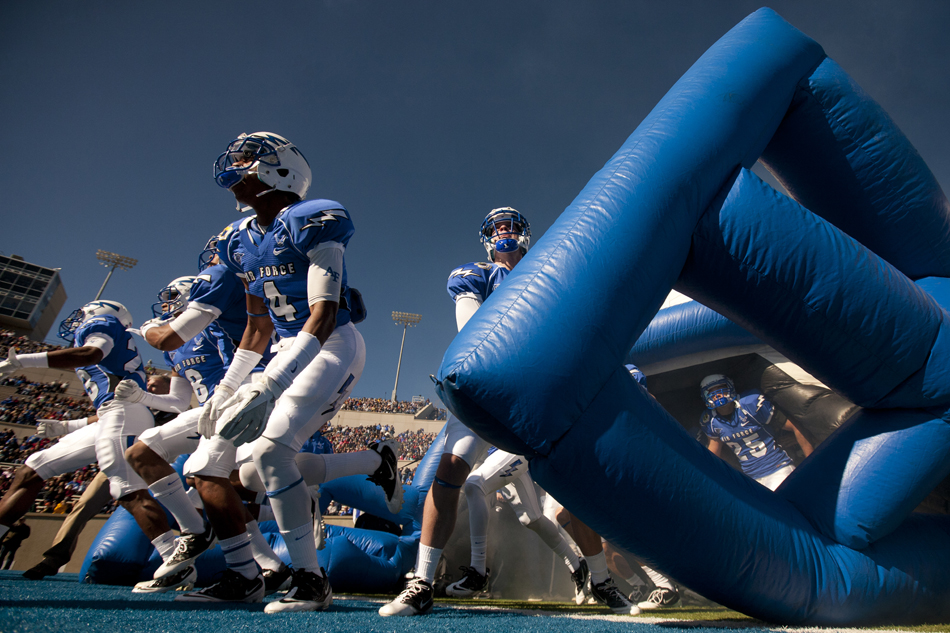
[
  {"x1": 190, "y1": 264, "x2": 252, "y2": 348},
  {"x1": 27, "y1": 316, "x2": 152, "y2": 499},
  {"x1": 218, "y1": 199, "x2": 365, "y2": 451},
  {"x1": 442, "y1": 261, "x2": 511, "y2": 467},
  {"x1": 139, "y1": 323, "x2": 235, "y2": 464},
  {"x1": 701, "y1": 392, "x2": 794, "y2": 490}
]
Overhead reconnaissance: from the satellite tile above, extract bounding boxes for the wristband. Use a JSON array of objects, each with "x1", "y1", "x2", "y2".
[
  {"x1": 218, "y1": 348, "x2": 264, "y2": 393},
  {"x1": 66, "y1": 418, "x2": 89, "y2": 432},
  {"x1": 18, "y1": 352, "x2": 48, "y2": 368},
  {"x1": 264, "y1": 332, "x2": 321, "y2": 393}
]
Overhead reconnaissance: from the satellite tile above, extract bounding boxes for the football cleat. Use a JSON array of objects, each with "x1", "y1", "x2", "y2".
[
  {"x1": 154, "y1": 523, "x2": 216, "y2": 579},
  {"x1": 367, "y1": 439, "x2": 404, "y2": 514},
  {"x1": 445, "y1": 566, "x2": 490, "y2": 597},
  {"x1": 133, "y1": 566, "x2": 197, "y2": 593},
  {"x1": 264, "y1": 568, "x2": 333, "y2": 613},
  {"x1": 378, "y1": 577, "x2": 434, "y2": 616},
  {"x1": 262, "y1": 564, "x2": 293, "y2": 595},
  {"x1": 590, "y1": 577, "x2": 641, "y2": 615},
  {"x1": 637, "y1": 586, "x2": 681, "y2": 610},
  {"x1": 570, "y1": 558, "x2": 590, "y2": 605},
  {"x1": 175, "y1": 568, "x2": 264, "y2": 603},
  {"x1": 628, "y1": 584, "x2": 650, "y2": 604}
]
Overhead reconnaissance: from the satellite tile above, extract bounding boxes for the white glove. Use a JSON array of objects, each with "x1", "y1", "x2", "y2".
[
  {"x1": 215, "y1": 380, "x2": 278, "y2": 446},
  {"x1": 0, "y1": 348, "x2": 22, "y2": 379},
  {"x1": 36, "y1": 419, "x2": 69, "y2": 439},
  {"x1": 114, "y1": 379, "x2": 146, "y2": 404},
  {"x1": 197, "y1": 384, "x2": 235, "y2": 439}
]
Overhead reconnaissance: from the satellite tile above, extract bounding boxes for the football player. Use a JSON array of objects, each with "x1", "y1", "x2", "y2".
[
  {"x1": 447, "y1": 446, "x2": 590, "y2": 604},
  {"x1": 201, "y1": 131, "x2": 401, "y2": 613},
  {"x1": 0, "y1": 301, "x2": 184, "y2": 573},
  {"x1": 124, "y1": 276, "x2": 289, "y2": 598},
  {"x1": 700, "y1": 374, "x2": 813, "y2": 491}
]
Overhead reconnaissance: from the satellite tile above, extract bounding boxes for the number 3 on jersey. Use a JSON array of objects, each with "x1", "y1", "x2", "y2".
[{"x1": 264, "y1": 280, "x2": 298, "y2": 322}]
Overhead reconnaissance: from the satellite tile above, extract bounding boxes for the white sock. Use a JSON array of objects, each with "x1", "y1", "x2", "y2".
[
  {"x1": 150, "y1": 474, "x2": 205, "y2": 535},
  {"x1": 151, "y1": 530, "x2": 177, "y2": 562},
  {"x1": 323, "y1": 450, "x2": 381, "y2": 481},
  {"x1": 246, "y1": 520, "x2": 283, "y2": 572},
  {"x1": 219, "y1": 532, "x2": 259, "y2": 579},
  {"x1": 526, "y1": 517, "x2": 580, "y2": 573},
  {"x1": 280, "y1": 522, "x2": 322, "y2": 574},
  {"x1": 587, "y1": 551, "x2": 609, "y2": 585},
  {"x1": 627, "y1": 573, "x2": 647, "y2": 587},
  {"x1": 416, "y1": 544, "x2": 442, "y2": 583},
  {"x1": 470, "y1": 535, "x2": 488, "y2": 575},
  {"x1": 185, "y1": 486, "x2": 204, "y2": 509},
  {"x1": 643, "y1": 565, "x2": 674, "y2": 590}
]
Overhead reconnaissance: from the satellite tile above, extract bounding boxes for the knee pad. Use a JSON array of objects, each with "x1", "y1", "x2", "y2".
[
  {"x1": 462, "y1": 479, "x2": 485, "y2": 500},
  {"x1": 252, "y1": 437, "x2": 299, "y2": 491},
  {"x1": 239, "y1": 462, "x2": 265, "y2": 493}
]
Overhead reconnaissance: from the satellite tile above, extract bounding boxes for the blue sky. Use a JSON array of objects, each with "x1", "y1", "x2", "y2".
[{"x1": 2, "y1": 1, "x2": 948, "y2": 401}]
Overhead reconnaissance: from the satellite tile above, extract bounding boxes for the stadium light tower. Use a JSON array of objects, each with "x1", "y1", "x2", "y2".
[
  {"x1": 391, "y1": 311, "x2": 421, "y2": 402},
  {"x1": 94, "y1": 250, "x2": 138, "y2": 301}
]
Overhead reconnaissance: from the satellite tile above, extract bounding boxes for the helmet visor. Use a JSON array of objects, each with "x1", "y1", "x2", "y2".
[{"x1": 214, "y1": 136, "x2": 281, "y2": 189}]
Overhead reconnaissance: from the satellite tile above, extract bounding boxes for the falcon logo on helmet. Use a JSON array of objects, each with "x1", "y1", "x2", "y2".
[
  {"x1": 152, "y1": 276, "x2": 197, "y2": 319},
  {"x1": 700, "y1": 374, "x2": 738, "y2": 409},
  {"x1": 59, "y1": 300, "x2": 134, "y2": 342},
  {"x1": 480, "y1": 207, "x2": 531, "y2": 262},
  {"x1": 214, "y1": 132, "x2": 312, "y2": 201}
]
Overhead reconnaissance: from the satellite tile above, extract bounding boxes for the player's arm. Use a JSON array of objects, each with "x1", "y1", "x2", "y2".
[
  {"x1": 706, "y1": 436, "x2": 724, "y2": 457},
  {"x1": 115, "y1": 375, "x2": 192, "y2": 413},
  {"x1": 783, "y1": 418, "x2": 814, "y2": 457},
  {"x1": 0, "y1": 334, "x2": 112, "y2": 378},
  {"x1": 142, "y1": 305, "x2": 218, "y2": 352},
  {"x1": 210, "y1": 286, "x2": 270, "y2": 396},
  {"x1": 455, "y1": 295, "x2": 482, "y2": 332}
]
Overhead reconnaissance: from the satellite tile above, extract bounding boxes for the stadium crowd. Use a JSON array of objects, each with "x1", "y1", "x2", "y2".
[
  {"x1": 341, "y1": 396, "x2": 433, "y2": 415},
  {"x1": 322, "y1": 424, "x2": 437, "y2": 461}
]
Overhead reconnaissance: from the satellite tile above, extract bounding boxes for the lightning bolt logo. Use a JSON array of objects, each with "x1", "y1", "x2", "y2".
[
  {"x1": 301, "y1": 210, "x2": 348, "y2": 231},
  {"x1": 449, "y1": 267, "x2": 480, "y2": 278}
]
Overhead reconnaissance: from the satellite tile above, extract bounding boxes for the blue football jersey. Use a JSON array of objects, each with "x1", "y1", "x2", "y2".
[
  {"x1": 447, "y1": 261, "x2": 510, "y2": 304},
  {"x1": 74, "y1": 315, "x2": 147, "y2": 409},
  {"x1": 222, "y1": 199, "x2": 355, "y2": 339},
  {"x1": 701, "y1": 392, "x2": 792, "y2": 480},
  {"x1": 161, "y1": 322, "x2": 234, "y2": 404},
  {"x1": 300, "y1": 432, "x2": 334, "y2": 455},
  {"x1": 190, "y1": 264, "x2": 247, "y2": 347}
]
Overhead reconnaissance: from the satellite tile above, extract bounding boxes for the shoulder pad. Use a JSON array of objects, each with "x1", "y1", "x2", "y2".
[{"x1": 281, "y1": 200, "x2": 353, "y2": 255}]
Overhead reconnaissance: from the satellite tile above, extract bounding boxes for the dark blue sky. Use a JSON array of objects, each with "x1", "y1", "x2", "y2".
[{"x1": 2, "y1": 1, "x2": 948, "y2": 401}]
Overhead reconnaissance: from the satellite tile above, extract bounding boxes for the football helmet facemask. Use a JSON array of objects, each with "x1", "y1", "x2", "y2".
[
  {"x1": 214, "y1": 132, "x2": 311, "y2": 201},
  {"x1": 59, "y1": 300, "x2": 133, "y2": 342},
  {"x1": 152, "y1": 276, "x2": 196, "y2": 319},
  {"x1": 199, "y1": 224, "x2": 236, "y2": 272},
  {"x1": 480, "y1": 207, "x2": 531, "y2": 261},
  {"x1": 700, "y1": 374, "x2": 738, "y2": 409}
]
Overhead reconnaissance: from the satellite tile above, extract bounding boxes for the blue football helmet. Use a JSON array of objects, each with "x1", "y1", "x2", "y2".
[
  {"x1": 198, "y1": 224, "x2": 235, "y2": 272},
  {"x1": 59, "y1": 300, "x2": 133, "y2": 342},
  {"x1": 480, "y1": 207, "x2": 531, "y2": 261},
  {"x1": 214, "y1": 132, "x2": 311, "y2": 200},
  {"x1": 700, "y1": 374, "x2": 738, "y2": 409},
  {"x1": 152, "y1": 276, "x2": 196, "y2": 319}
]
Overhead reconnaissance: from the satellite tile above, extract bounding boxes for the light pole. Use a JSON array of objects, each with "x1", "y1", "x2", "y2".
[
  {"x1": 391, "y1": 311, "x2": 421, "y2": 402},
  {"x1": 94, "y1": 250, "x2": 138, "y2": 301}
]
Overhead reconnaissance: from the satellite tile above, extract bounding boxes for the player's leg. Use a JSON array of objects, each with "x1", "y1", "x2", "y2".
[
  {"x1": 379, "y1": 416, "x2": 489, "y2": 616},
  {"x1": 447, "y1": 449, "x2": 526, "y2": 597},
  {"x1": 0, "y1": 424, "x2": 99, "y2": 534},
  {"x1": 506, "y1": 479, "x2": 588, "y2": 604},
  {"x1": 253, "y1": 324, "x2": 365, "y2": 613},
  {"x1": 174, "y1": 437, "x2": 264, "y2": 603},
  {"x1": 566, "y1": 512, "x2": 639, "y2": 615},
  {"x1": 24, "y1": 470, "x2": 111, "y2": 579},
  {"x1": 127, "y1": 408, "x2": 207, "y2": 537}
]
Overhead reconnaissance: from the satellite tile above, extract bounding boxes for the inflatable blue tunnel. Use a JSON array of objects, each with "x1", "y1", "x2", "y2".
[{"x1": 435, "y1": 8, "x2": 950, "y2": 625}]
